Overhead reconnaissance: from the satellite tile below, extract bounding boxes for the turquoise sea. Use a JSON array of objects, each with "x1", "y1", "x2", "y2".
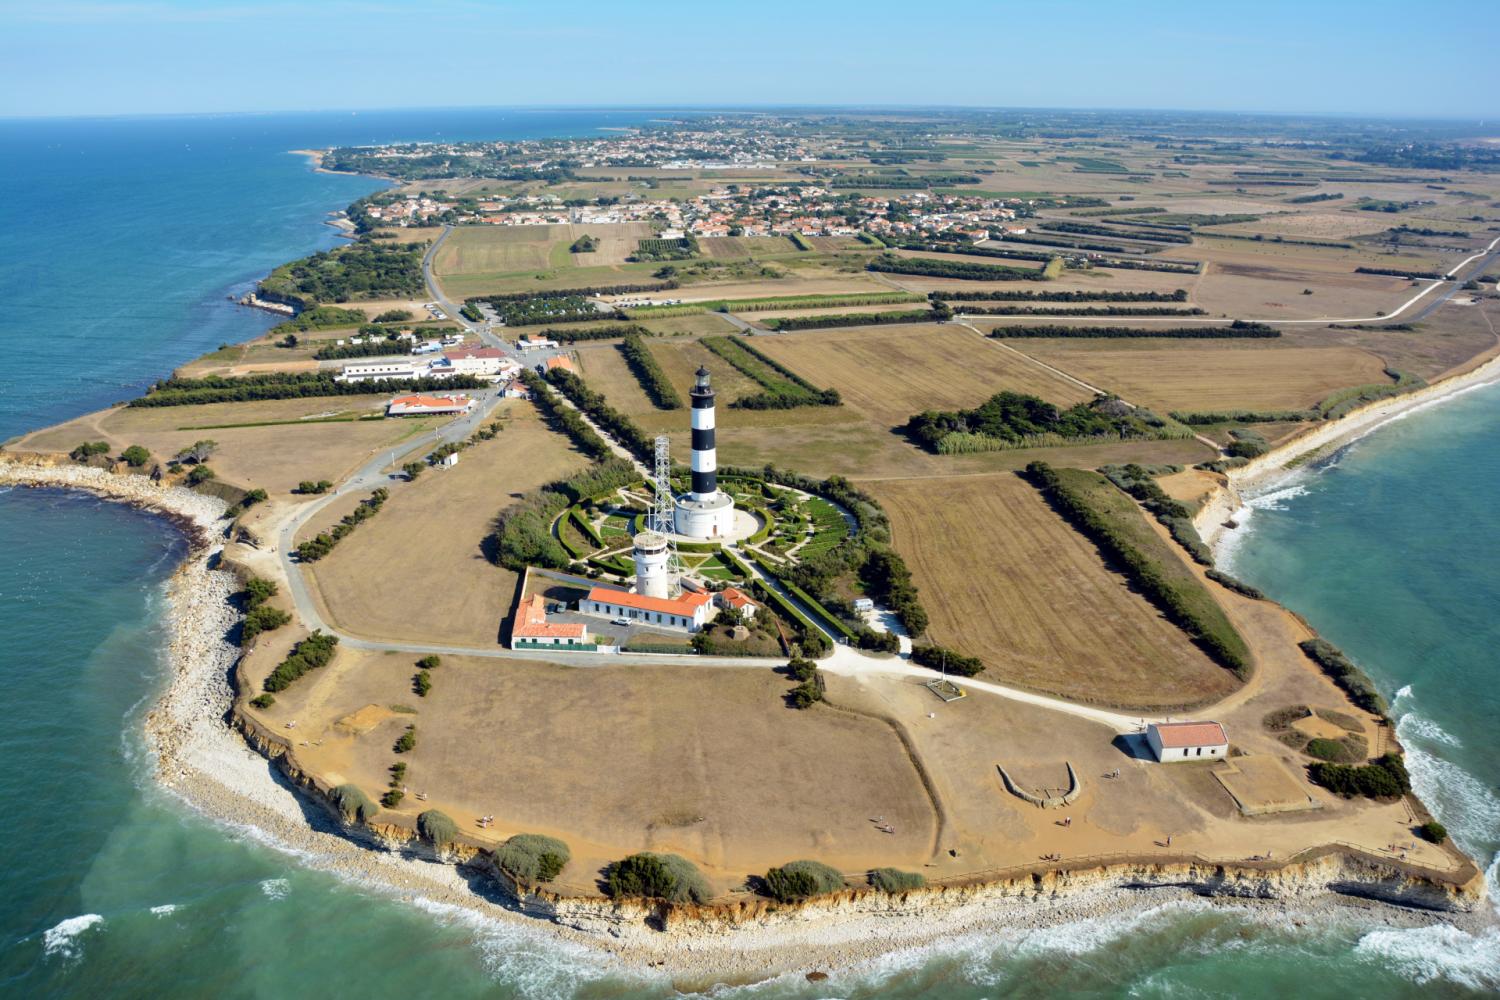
[{"x1": 0, "y1": 109, "x2": 1496, "y2": 998}]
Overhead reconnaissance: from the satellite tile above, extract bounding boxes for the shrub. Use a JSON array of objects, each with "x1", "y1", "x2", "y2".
[
  {"x1": 297, "y1": 479, "x2": 333, "y2": 495},
  {"x1": 249, "y1": 693, "x2": 275, "y2": 709},
  {"x1": 70, "y1": 441, "x2": 111, "y2": 461},
  {"x1": 1206, "y1": 569, "x2": 1264, "y2": 600},
  {"x1": 242, "y1": 604, "x2": 291, "y2": 645},
  {"x1": 245, "y1": 576, "x2": 278, "y2": 607},
  {"x1": 402, "y1": 461, "x2": 424, "y2": 481},
  {"x1": 1417, "y1": 821, "x2": 1448, "y2": 845},
  {"x1": 494, "y1": 833, "x2": 571, "y2": 884},
  {"x1": 869, "y1": 868, "x2": 927, "y2": 893},
  {"x1": 185, "y1": 465, "x2": 217, "y2": 486},
  {"x1": 763, "y1": 860, "x2": 845, "y2": 902},
  {"x1": 417, "y1": 655, "x2": 441, "y2": 669},
  {"x1": 414, "y1": 670, "x2": 432, "y2": 697},
  {"x1": 331, "y1": 784, "x2": 376, "y2": 823},
  {"x1": 240, "y1": 488, "x2": 268, "y2": 508},
  {"x1": 120, "y1": 445, "x2": 151, "y2": 467},
  {"x1": 1305, "y1": 738, "x2": 1356, "y2": 762},
  {"x1": 374, "y1": 309, "x2": 412, "y2": 323},
  {"x1": 173, "y1": 439, "x2": 218, "y2": 464},
  {"x1": 381, "y1": 789, "x2": 404, "y2": 808},
  {"x1": 786, "y1": 657, "x2": 818, "y2": 682},
  {"x1": 605, "y1": 852, "x2": 711, "y2": 903},
  {"x1": 393, "y1": 724, "x2": 416, "y2": 753},
  {"x1": 789, "y1": 676, "x2": 823, "y2": 709},
  {"x1": 418, "y1": 810, "x2": 459, "y2": 848}
]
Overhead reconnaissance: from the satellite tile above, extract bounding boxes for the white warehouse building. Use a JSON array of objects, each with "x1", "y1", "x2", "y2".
[{"x1": 1146, "y1": 721, "x2": 1229, "y2": 763}]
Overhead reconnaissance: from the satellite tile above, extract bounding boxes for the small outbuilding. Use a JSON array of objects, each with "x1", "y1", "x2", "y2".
[{"x1": 1146, "y1": 721, "x2": 1228, "y2": 763}]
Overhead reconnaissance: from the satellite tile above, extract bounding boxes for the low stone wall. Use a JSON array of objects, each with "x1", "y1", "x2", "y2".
[{"x1": 997, "y1": 761, "x2": 1080, "y2": 809}]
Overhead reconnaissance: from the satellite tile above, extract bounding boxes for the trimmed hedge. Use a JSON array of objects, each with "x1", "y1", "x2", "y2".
[
  {"x1": 1027, "y1": 463, "x2": 1251, "y2": 677},
  {"x1": 619, "y1": 334, "x2": 683, "y2": 409},
  {"x1": 910, "y1": 642, "x2": 984, "y2": 677},
  {"x1": 988, "y1": 322, "x2": 1277, "y2": 340},
  {"x1": 763, "y1": 860, "x2": 845, "y2": 902}
]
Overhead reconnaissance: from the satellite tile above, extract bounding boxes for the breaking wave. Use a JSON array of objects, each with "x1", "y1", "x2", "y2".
[
  {"x1": 42, "y1": 914, "x2": 104, "y2": 960},
  {"x1": 259, "y1": 878, "x2": 290, "y2": 901},
  {"x1": 1354, "y1": 924, "x2": 1500, "y2": 991}
]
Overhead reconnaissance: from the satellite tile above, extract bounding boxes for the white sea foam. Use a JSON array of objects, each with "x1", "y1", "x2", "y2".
[
  {"x1": 1401, "y1": 738, "x2": 1500, "y2": 856},
  {"x1": 149, "y1": 904, "x2": 177, "y2": 917},
  {"x1": 42, "y1": 914, "x2": 104, "y2": 960},
  {"x1": 407, "y1": 896, "x2": 640, "y2": 998},
  {"x1": 1397, "y1": 712, "x2": 1463, "y2": 749},
  {"x1": 1354, "y1": 924, "x2": 1500, "y2": 991},
  {"x1": 259, "y1": 878, "x2": 290, "y2": 901}
]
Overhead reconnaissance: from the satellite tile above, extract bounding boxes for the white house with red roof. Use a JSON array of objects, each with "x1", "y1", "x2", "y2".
[
  {"x1": 386, "y1": 394, "x2": 476, "y2": 417},
  {"x1": 511, "y1": 594, "x2": 593, "y2": 649},
  {"x1": 716, "y1": 587, "x2": 759, "y2": 620},
  {"x1": 1146, "y1": 721, "x2": 1228, "y2": 763},
  {"x1": 579, "y1": 586, "x2": 714, "y2": 632}
]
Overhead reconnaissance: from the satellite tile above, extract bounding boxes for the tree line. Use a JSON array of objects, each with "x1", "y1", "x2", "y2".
[
  {"x1": 619, "y1": 334, "x2": 683, "y2": 410},
  {"x1": 935, "y1": 289, "x2": 1189, "y2": 302},
  {"x1": 128, "y1": 372, "x2": 485, "y2": 407},
  {"x1": 987, "y1": 321, "x2": 1277, "y2": 340}
]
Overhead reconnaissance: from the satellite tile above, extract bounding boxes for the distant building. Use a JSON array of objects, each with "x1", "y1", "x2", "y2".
[
  {"x1": 511, "y1": 594, "x2": 592, "y2": 649},
  {"x1": 436, "y1": 347, "x2": 517, "y2": 379},
  {"x1": 1146, "y1": 721, "x2": 1228, "y2": 763},
  {"x1": 579, "y1": 586, "x2": 714, "y2": 632},
  {"x1": 336, "y1": 360, "x2": 425, "y2": 383},
  {"x1": 386, "y1": 394, "x2": 475, "y2": 417},
  {"x1": 544, "y1": 355, "x2": 577, "y2": 374},
  {"x1": 516, "y1": 335, "x2": 558, "y2": 352}
]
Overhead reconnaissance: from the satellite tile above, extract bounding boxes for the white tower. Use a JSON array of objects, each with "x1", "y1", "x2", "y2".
[
  {"x1": 632, "y1": 531, "x2": 671, "y2": 600},
  {"x1": 673, "y1": 366, "x2": 736, "y2": 538}
]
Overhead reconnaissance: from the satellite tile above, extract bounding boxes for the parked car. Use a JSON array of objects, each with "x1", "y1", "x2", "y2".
[{"x1": 611, "y1": 616, "x2": 631, "y2": 627}]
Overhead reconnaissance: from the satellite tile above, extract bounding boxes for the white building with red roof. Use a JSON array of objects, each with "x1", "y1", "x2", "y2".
[
  {"x1": 386, "y1": 393, "x2": 476, "y2": 417},
  {"x1": 1146, "y1": 721, "x2": 1228, "y2": 763},
  {"x1": 511, "y1": 594, "x2": 593, "y2": 649},
  {"x1": 716, "y1": 587, "x2": 759, "y2": 619},
  {"x1": 580, "y1": 586, "x2": 714, "y2": 632},
  {"x1": 436, "y1": 347, "x2": 518, "y2": 379}
]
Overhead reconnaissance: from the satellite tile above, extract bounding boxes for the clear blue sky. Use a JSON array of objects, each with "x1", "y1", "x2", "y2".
[{"x1": 1, "y1": 0, "x2": 1495, "y2": 119}]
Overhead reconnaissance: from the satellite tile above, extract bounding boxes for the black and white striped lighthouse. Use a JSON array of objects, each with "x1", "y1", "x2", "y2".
[
  {"x1": 689, "y1": 366, "x2": 717, "y2": 499},
  {"x1": 674, "y1": 365, "x2": 737, "y2": 538}
]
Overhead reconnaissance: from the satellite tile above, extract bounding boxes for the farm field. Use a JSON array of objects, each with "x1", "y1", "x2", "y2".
[
  {"x1": 299, "y1": 401, "x2": 590, "y2": 646},
  {"x1": 752, "y1": 324, "x2": 1093, "y2": 428},
  {"x1": 872, "y1": 473, "x2": 1238, "y2": 709},
  {"x1": 1010, "y1": 340, "x2": 1392, "y2": 413},
  {"x1": 8, "y1": 395, "x2": 436, "y2": 496}
]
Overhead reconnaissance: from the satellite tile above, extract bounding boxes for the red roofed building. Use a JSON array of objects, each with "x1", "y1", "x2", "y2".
[
  {"x1": 386, "y1": 394, "x2": 476, "y2": 417},
  {"x1": 716, "y1": 587, "x2": 759, "y2": 619},
  {"x1": 511, "y1": 594, "x2": 593, "y2": 649},
  {"x1": 545, "y1": 355, "x2": 577, "y2": 374},
  {"x1": 580, "y1": 586, "x2": 714, "y2": 632},
  {"x1": 1146, "y1": 721, "x2": 1228, "y2": 762}
]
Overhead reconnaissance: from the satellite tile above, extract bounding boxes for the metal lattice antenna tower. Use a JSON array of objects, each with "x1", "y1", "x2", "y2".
[{"x1": 653, "y1": 435, "x2": 685, "y2": 594}]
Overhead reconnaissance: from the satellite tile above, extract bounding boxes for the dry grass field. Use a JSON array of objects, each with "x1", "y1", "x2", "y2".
[
  {"x1": 434, "y1": 223, "x2": 570, "y2": 275},
  {"x1": 698, "y1": 236, "x2": 800, "y2": 259},
  {"x1": 873, "y1": 473, "x2": 1237, "y2": 709},
  {"x1": 299, "y1": 402, "x2": 588, "y2": 646},
  {"x1": 753, "y1": 324, "x2": 1093, "y2": 428},
  {"x1": 256, "y1": 653, "x2": 938, "y2": 887},
  {"x1": 1011, "y1": 340, "x2": 1391, "y2": 413},
  {"x1": 8, "y1": 396, "x2": 436, "y2": 495}
]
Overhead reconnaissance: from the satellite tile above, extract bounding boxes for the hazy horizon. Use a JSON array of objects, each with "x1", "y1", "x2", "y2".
[{"x1": 2, "y1": 0, "x2": 1496, "y2": 120}]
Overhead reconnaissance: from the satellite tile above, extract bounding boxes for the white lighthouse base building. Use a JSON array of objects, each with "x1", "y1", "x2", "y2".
[{"x1": 673, "y1": 491, "x2": 737, "y2": 539}]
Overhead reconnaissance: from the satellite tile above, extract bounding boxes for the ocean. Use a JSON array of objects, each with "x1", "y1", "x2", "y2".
[{"x1": 0, "y1": 109, "x2": 1495, "y2": 998}]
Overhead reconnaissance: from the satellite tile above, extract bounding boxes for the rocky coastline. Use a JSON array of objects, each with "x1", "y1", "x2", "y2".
[{"x1": 2, "y1": 455, "x2": 1491, "y2": 985}]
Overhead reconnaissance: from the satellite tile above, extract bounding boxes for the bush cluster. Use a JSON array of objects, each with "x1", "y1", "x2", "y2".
[
  {"x1": 869, "y1": 868, "x2": 927, "y2": 893},
  {"x1": 465, "y1": 280, "x2": 678, "y2": 308},
  {"x1": 763, "y1": 860, "x2": 845, "y2": 902},
  {"x1": 240, "y1": 576, "x2": 291, "y2": 645},
  {"x1": 263, "y1": 631, "x2": 339, "y2": 692},
  {"x1": 910, "y1": 643, "x2": 984, "y2": 677},
  {"x1": 1297, "y1": 639, "x2": 1387, "y2": 715},
  {"x1": 418, "y1": 810, "x2": 459, "y2": 849},
  {"x1": 1170, "y1": 409, "x2": 1317, "y2": 425},
  {"x1": 764, "y1": 308, "x2": 938, "y2": 331},
  {"x1": 1205, "y1": 569, "x2": 1265, "y2": 600},
  {"x1": 296, "y1": 488, "x2": 388, "y2": 562},
  {"x1": 605, "y1": 852, "x2": 711, "y2": 903},
  {"x1": 909, "y1": 394, "x2": 1186, "y2": 454},
  {"x1": 1101, "y1": 464, "x2": 1213, "y2": 566},
  {"x1": 868, "y1": 254, "x2": 1050, "y2": 282},
  {"x1": 1308, "y1": 753, "x2": 1410, "y2": 799},
  {"x1": 330, "y1": 784, "x2": 376, "y2": 823},
  {"x1": 494, "y1": 833, "x2": 572, "y2": 884}
]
